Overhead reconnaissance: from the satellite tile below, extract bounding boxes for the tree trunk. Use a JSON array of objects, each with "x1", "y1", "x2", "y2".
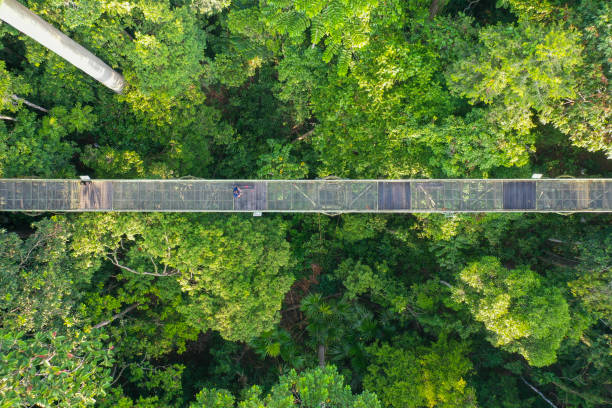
[
  {"x1": 0, "y1": 0, "x2": 126, "y2": 93},
  {"x1": 429, "y1": 0, "x2": 447, "y2": 19},
  {"x1": 318, "y1": 344, "x2": 326, "y2": 368}
]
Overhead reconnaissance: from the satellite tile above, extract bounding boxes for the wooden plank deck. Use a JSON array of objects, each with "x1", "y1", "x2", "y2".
[
  {"x1": 234, "y1": 182, "x2": 267, "y2": 211},
  {"x1": 80, "y1": 181, "x2": 113, "y2": 210},
  {"x1": 503, "y1": 181, "x2": 535, "y2": 210},
  {"x1": 378, "y1": 182, "x2": 410, "y2": 210}
]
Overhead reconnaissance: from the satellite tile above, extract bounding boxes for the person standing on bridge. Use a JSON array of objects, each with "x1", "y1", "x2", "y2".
[{"x1": 233, "y1": 186, "x2": 242, "y2": 198}]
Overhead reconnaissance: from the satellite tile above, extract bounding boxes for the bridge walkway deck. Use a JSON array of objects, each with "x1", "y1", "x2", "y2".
[{"x1": 0, "y1": 179, "x2": 610, "y2": 213}]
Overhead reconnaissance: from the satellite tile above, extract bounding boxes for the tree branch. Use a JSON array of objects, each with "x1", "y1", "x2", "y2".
[
  {"x1": 93, "y1": 303, "x2": 139, "y2": 329},
  {"x1": 0, "y1": 115, "x2": 16, "y2": 121},
  {"x1": 107, "y1": 250, "x2": 179, "y2": 277},
  {"x1": 293, "y1": 129, "x2": 314, "y2": 143},
  {"x1": 463, "y1": 0, "x2": 481, "y2": 13},
  {"x1": 110, "y1": 365, "x2": 127, "y2": 386},
  {"x1": 521, "y1": 377, "x2": 559, "y2": 408},
  {"x1": 404, "y1": 304, "x2": 424, "y2": 324},
  {"x1": 11, "y1": 94, "x2": 48, "y2": 113},
  {"x1": 19, "y1": 226, "x2": 60, "y2": 268},
  {"x1": 552, "y1": 380, "x2": 612, "y2": 405},
  {"x1": 439, "y1": 280, "x2": 453, "y2": 289}
]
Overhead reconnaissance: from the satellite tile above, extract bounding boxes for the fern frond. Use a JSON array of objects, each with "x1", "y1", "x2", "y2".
[
  {"x1": 337, "y1": 47, "x2": 351, "y2": 76},
  {"x1": 322, "y1": 41, "x2": 341, "y2": 63},
  {"x1": 344, "y1": 22, "x2": 369, "y2": 48},
  {"x1": 266, "y1": 0, "x2": 293, "y2": 10},
  {"x1": 288, "y1": 12, "x2": 310, "y2": 38},
  {"x1": 295, "y1": 0, "x2": 327, "y2": 18},
  {"x1": 273, "y1": 11, "x2": 308, "y2": 37},
  {"x1": 323, "y1": 0, "x2": 346, "y2": 29},
  {"x1": 310, "y1": 16, "x2": 326, "y2": 45}
]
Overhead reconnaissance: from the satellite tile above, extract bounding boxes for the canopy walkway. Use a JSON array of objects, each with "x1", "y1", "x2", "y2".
[{"x1": 0, "y1": 178, "x2": 610, "y2": 213}]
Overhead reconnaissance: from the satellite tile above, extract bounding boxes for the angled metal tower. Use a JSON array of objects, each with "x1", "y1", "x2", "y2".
[{"x1": 0, "y1": 0, "x2": 125, "y2": 92}]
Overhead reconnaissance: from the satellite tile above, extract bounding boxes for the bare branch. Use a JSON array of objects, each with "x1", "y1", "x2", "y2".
[
  {"x1": 405, "y1": 304, "x2": 422, "y2": 319},
  {"x1": 107, "y1": 250, "x2": 179, "y2": 277},
  {"x1": 110, "y1": 365, "x2": 127, "y2": 386},
  {"x1": 11, "y1": 94, "x2": 48, "y2": 113},
  {"x1": 439, "y1": 280, "x2": 453, "y2": 289},
  {"x1": 547, "y1": 238, "x2": 567, "y2": 244},
  {"x1": 19, "y1": 234, "x2": 46, "y2": 267},
  {"x1": 93, "y1": 303, "x2": 139, "y2": 329},
  {"x1": 521, "y1": 377, "x2": 559, "y2": 408},
  {"x1": 463, "y1": 0, "x2": 481, "y2": 13},
  {"x1": 293, "y1": 129, "x2": 314, "y2": 143},
  {"x1": 147, "y1": 253, "x2": 159, "y2": 275},
  {"x1": 19, "y1": 226, "x2": 60, "y2": 268},
  {"x1": 0, "y1": 115, "x2": 16, "y2": 121}
]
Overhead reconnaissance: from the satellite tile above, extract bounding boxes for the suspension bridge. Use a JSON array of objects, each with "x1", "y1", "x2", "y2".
[{"x1": 0, "y1": 178, "x2": 610, "y2": 213}]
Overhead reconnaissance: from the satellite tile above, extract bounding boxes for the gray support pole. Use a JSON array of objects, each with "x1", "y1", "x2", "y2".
[{"x1": 0, "y1": 0, "x2": 126, "y2": 93}]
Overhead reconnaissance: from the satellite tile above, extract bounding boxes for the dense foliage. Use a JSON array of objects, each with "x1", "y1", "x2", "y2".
[{"x1": 0, "y1": 0, "x2": 610, "y2": 407}]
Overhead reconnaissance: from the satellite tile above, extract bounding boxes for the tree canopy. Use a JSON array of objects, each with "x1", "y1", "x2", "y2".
[{"x1": 0, "y1": 0, "x2": 610, "y2": 406}]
